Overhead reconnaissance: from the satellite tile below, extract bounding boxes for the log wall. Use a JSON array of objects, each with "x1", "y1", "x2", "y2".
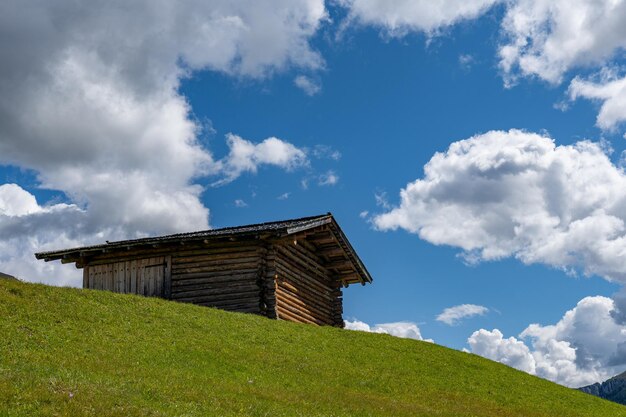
[
  {"x1": 81, "y1": 238, "x2": 344, "y2": 326},
  {"x1": 169, "y1": 242, "x2": 267, "y2": 315},
  {"x1": 272, "y1": 240, "x2": 343, "y2": 327}
]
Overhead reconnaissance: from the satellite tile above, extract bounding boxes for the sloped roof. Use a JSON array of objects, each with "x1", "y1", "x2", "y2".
[{"x1": 35, "y1": 213, "x2": 373, "y2": 284}]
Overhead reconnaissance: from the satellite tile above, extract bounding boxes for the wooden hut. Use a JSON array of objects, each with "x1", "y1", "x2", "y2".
[{"x1": 35, "y1": 213, "x2": 372, "y2": 327}]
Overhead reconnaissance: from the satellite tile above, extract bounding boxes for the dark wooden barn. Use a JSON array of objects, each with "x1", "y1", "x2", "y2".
[{"x1": 35, "y1": 213, "x2": 372, "y2": 327}]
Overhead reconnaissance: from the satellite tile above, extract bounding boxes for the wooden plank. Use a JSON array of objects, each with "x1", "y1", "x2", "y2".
[
  {"x1": 275, "y1": 287, "x2": 333, "y2": 320},
  {"x1": 326, "y1": 259, "x2": 353, "y2": 270},
  {"x1": 288, "y1": 241, "x2": 331, "y2": 274},
  {"x1": 82, "y1": 266, "x2": 89, "y2": 288},
  {"x1": 172, "y1": 254, "x2": 260, "y2": 267},
  {"x1": 157, "y1": 256, "x2": 164, "y2": 296},
  {"x1": 172, "y1": 273, "x2": 259, "y2": 289},
  {"x1": 276, "y1": 288, "x2": 331, "y2": 324},
  {"x1": 88, "y1": 267, "x2": 94, "y2": 289},
  {"x1": 124, "y1": 261, "x2": 131, "y2": 293},
  {"x1": 276, "y1": 303, "x2": 327, "y2": 326},
  {"x1": 172, "y1": 283, "x2": 261, "y2": 299},
  {"x1": 164, "y1": 256, "x2": 172, "y2": 299},
  {"x1": 275, "y1": 280, "x2": 333, "y2": 322},
  {"x1": 98, "y1": 264, "x2": 104, "y2": 290},
  {"x1": 172, "y1": 261, "x2": 259, "y2": 275},
  {"x1": 172, "y1": 268, "x2": 258, "y2": 280},
  {"x1": 172, "y1": 276, "x2": 258, "y2": 292},
  {"x1": 95, "y1": 265, "x2": 102, "y2": 290},
  {"x1": 130, "y1": 259, "x2": 137, "y2": 294},
  {"x1": 274, "y1": 261, "x2": 333, "y2": 299},
  {"x1": 146, "y1": 257, "x2": 155, "y2": 296},
  {"x1": 276, "y1": 277, "x2": 335, "y2": 309},
  {"x1": 137, "y1": 258, "x2": 145, "y2": 295},
  {"x1": 104, "y1": 263, "x2": 109, "y2": 291},
  {"x1": 276, "y1": 244, "x2": 329, "y2": 279},
  {"x1": 98, "y1": 265, "x2": 105, "y2": 290},
  {"x1": 91, "y1": 266, "x2": 97, "y2": 290},
  {"x1": 114, "y1": 261, "x2": 122, "y2": 293}
]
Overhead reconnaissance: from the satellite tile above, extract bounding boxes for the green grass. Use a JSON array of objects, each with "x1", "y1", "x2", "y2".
[{"x1": 1, "y1": 279, "x2": 624, "y2": 417}]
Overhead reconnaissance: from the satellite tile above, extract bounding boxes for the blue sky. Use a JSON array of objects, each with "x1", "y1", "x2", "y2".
[{"x1": 2, "y1": 0, "x2": 626, "y2": 388}]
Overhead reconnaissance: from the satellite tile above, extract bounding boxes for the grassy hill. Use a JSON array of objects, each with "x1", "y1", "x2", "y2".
[{"x1": 1, "y1": 280, "x2": 624, "y2": 417}]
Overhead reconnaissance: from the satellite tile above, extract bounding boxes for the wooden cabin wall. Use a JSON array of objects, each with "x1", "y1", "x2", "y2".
[
  {"x1": 169, "y1": 241, "x2": 268, "y2": 315},
  {"x1": 81, "y1": 240, "x2": 271, "y2": 315},
  {"x1": 272, "y1": 240, "x2": 343, "y2": 327},
  {"x1": 80, "y1": 238, "x2": 345, "y2": 326},
  {"x1": 83, "y1": 256, "x2": 171, "y2": 298}
]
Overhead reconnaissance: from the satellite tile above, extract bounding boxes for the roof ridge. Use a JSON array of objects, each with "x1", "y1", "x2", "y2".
[{"x1": 106, "y1": 212, "x2": 332, "y2": 245}]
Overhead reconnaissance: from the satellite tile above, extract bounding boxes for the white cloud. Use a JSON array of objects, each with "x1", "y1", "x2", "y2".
[
  {"x1": 0, "y1": 184, "x2": 97, "y2": 285},
  {"x1": 359, "y1": 210, "x2": 369, "y2": 219},
  {"x1": 214, "y1": 134, "x2": 309, "y2": 186},
  {"x1": 468, "y1": 329, "x2": 536, "y2": 374},
  {"x1": 338, "y1": 0, "x2": 500, "y2": 35},
  {"x1": 318, "y1": 170, "x2": 339, "y2": 186},
  {"x1": 374, "y1": 129, "x2": 626, "y2": 284},
  {"x1": 345, "y1": 319, "x2": 432, "y2": 342},
  {"x1": 294, "y1": 75, "x2": 321, "y2": 96},
  {"x1": 234, "y1": 199, "x2": 248, "y2": 208},
  {"x1": 569, "y1": 70, "x2": 626, "y2": 131},
  {"x1": 0, "y1": 184, "x2": 42, "y2": 217},
  {"x1": 277, "y1": 192, "x2": 291, "y2": 200},
  {"x1": 0, "y1": 1, "x2": 328, "y2": 285},
  {"x1": 437, "y1": 304, "x2": 489, "y2": 325},
  {"x1": 499, "y1": 0, "x2": 626, "y2": 85},
  {"x1": 468, "y1": 296, "x2": 626, "y2": 387}
]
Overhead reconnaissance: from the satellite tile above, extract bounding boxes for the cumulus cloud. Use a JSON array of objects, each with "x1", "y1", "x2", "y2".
[
  {"x1": 0, "y1": 0, "x2": 328, "y2": 285},
  {"x1": 569, "y1": 70, "x2": 626, "y2": 131},
  {"x1": 294, "y1": 75, "x2": 321, "y2": 96},
  {"x1": 338, "y1": 0, "x2": 500, "y2": 35},
  {"x1": 345, "y1": 319, "x2": 432, "y2": 341},
  {"x1": 468, "y1": 329, "x2": 536, "y2": 374},
  {"x1": 374, "y1": 129, "x2": 626, "y2": 283},
  {"x1": 469, "y1": 296, "x2": 626, "y2": 387},
  {"x1": 499, "y1": 0, "x2": 626, "y2": 84},
  {"x1": 213, "y1": 134, "x2": 309, "y2": 186},
  {"x1": 437, "y1": 304, "x2": 489, "y2": 325},
  {"x1": 0, "y1": 184, "x2": 93, "y2": 284}
]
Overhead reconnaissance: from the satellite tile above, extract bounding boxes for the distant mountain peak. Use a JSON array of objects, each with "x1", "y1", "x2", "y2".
[
  {"x1": 579, "y1": 372, "x2": 626, "y2": 405},
  {"x1": 0, "y1": 272, "x2": 18, "y2": 280}
]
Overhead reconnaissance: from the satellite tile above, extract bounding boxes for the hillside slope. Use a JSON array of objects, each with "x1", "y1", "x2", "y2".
[{"x1": 1, "y1": 279, "x2": 624, "y2": 417}]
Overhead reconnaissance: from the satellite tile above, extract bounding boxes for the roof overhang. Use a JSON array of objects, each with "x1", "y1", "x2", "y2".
[{"x1": 35, "y1": 213, "x2": 373, "y2": 285}]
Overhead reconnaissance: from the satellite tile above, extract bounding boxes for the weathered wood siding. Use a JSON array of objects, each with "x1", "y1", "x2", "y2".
[
  {"x1": 272, "y1": 240, "x2": 343, "y2": 327},
  {"x1": 169, "y1": 242, "x2": 267, "y2": 315},
  {"x1": 83, "y1": 256, "x2": 171, "y2": 297},
  {"x1": 80, "y1": 238, "x2": 344, "y2": 326}
]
